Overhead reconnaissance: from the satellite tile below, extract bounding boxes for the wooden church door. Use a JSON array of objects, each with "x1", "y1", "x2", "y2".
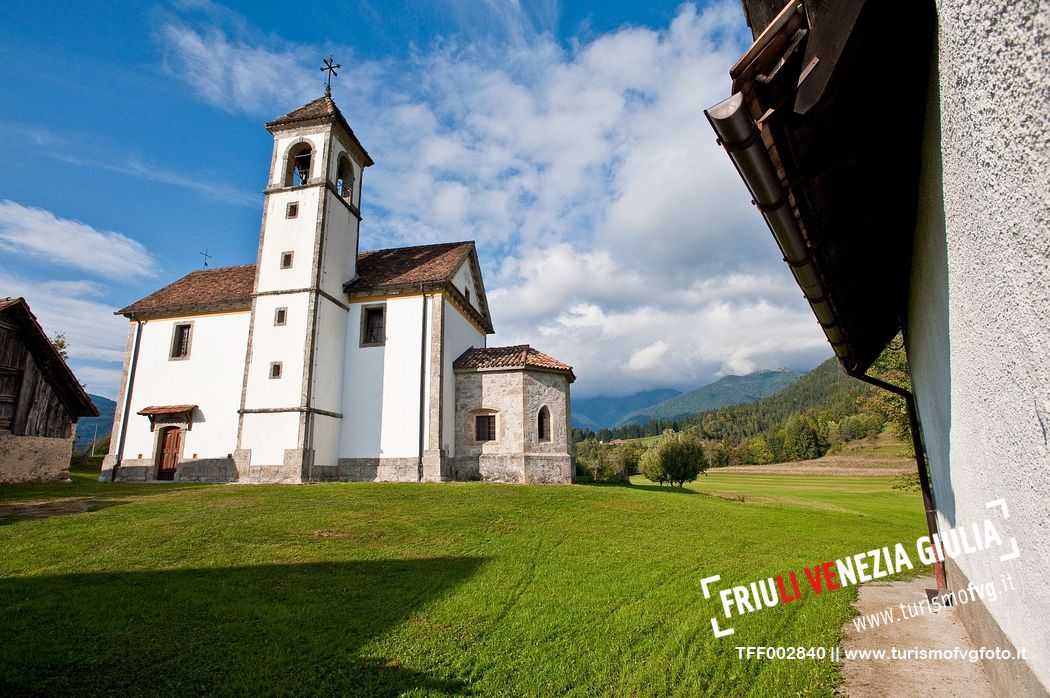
[{"x1": 157, "y1": 427, "x2": 181, "y2": 480}]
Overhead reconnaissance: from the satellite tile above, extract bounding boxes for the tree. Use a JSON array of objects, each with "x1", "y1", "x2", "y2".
[
  {"x1": 640, "y1": 429, "x2": 708, "y2": 487},
  {"x1": 745, "y1": 436, "x2": 774, "y2": 465},
  {"x1": 51, "y1": 332, "x2": 69, "y2": 360}
]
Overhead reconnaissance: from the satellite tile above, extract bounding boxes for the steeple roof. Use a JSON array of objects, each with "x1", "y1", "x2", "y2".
[{"x1": 265, "y1": 94, "x2": 374, "y2": 166}]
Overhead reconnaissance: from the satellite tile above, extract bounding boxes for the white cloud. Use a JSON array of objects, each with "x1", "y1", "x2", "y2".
[
  {"x1": 157, "y1": 2, "x2": 831, "y2": 397},
  {"x1": 0, "y1": 200, "x2": 157, "y2": 278},
  {"x1": 0, "y1": 270, "x2": 129, "y2": 397},
  {"x1": 628, "y1": 341, "x2": 669, "y2": 371}
]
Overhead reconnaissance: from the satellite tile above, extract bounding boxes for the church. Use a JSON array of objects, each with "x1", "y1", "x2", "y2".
[{"x1": 100, "y1": 90, "x2": 575, "y2": 485}]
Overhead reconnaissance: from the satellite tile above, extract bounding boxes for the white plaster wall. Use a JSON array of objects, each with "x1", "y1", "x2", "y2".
[
  {"x1": 320, "y1": 192, "x2": 359, "y2": 298},
  {"x1": 311, "y1": 412, "x2": 341, "y2": 467},
  {"x1": 311, "y1": 297, "x2": 348, "y2": 414},
  {"x1": 255, "y1": 187, "x2": 322, "y2": 293},
  {"x1": 451, "y1": 260, "x2": 479, "y2": 311},
  {"x1": 442, "y1": 298, "x2": 486, "y2": 456},
  {"x1": 339, "y1": 295, "x2": 433, "y2": 458},
  {"x1": 908, "y1": 1, "x2": 1050, "y2": 684},
  {"x1": 120, "y1": 312, "x2": 248, "y2": 461},
  {"x1": 240, "y1": 411, "x2": 300, "y2": 466},
  {"x1": 242, "y1": 292, "x2": 310, "y2": 410}
]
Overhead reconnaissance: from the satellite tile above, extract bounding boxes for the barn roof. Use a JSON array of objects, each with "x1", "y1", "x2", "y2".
[
  {"x1": 454, "y1": 345, "x2": 575, "y2": 382},
  {"x1": 0, "y1": 297, "x2": 98, "y2": 418},
  {"x1": 117, "y1": 264, "x2": 256, "y2": 319}
]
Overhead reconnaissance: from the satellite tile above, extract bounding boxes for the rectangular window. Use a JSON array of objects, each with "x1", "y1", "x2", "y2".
[
  {"x1": 475, "y1": 415, "x2": 496, "y2": 442},
  {"x1": 286, "y1": 202, "x2": 299, "y2": 219},
  {"x1": 269, "y1": 362, "x2": 283, "y2": 379},
  {"x1": 360, "y1": 306, "x2": 385, "y2": 346},
  {"x1": 274, "y1": 307, "x2": 287, "y2": 326},
  {"x1": 280, "y1": 251, "x2": 294, "y2": 269},
  {"x1": 170, "y1": 323, "x2": 192, "y2": 359}
]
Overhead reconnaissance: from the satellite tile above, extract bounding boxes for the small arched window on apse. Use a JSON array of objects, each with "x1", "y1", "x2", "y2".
[
  {"x1": 336, "y1": 155, "x2": 355, "y2": 203},
  {"x1": 286, "y1": 142, "x2": 313, "y2": 187},
  {"x1": 538, "y1": 406, "x2": 551, "y2": 443}
]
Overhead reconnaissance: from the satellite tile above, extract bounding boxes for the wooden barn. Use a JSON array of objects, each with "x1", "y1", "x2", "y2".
[{"x1": 0, "y1": 297, "x2": 98, "y2": 483}]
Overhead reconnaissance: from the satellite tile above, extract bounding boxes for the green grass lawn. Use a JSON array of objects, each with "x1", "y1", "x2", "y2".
[{"x1": 0, "y1": 468, "x2": 926, "y2": 696}]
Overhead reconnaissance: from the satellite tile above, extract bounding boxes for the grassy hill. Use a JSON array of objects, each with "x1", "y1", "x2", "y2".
[
  {"x1": 619, "y1": 368, "x2": 805, "y2": 425},
  {"x1": 571, "y1": 388, "x2": 681, "y2": 430},
  {"x1": 0, "y1": 472, "x2": 926, "y2": 695}
]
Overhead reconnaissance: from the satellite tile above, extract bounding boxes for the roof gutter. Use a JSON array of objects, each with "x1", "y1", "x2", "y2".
[
  {"x1": 705, "y1": 93, "x2": 945, "y2": 591},
  {"x1": 704, "y1": 93, "x2": 848, "y2": 363}
]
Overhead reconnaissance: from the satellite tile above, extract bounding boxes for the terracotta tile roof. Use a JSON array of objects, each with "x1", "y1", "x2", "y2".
[
  {"x1": 137, "y1": 405, "x2": 196, "y2": 416},
  {"x1": 347, "y1": 241, "x2": 476, "y2": 292},
  {"x1": 265, "y1": 95, "x2": 374, "y2": 166},
  {"x1": 118, "y1": 265, "x2": 256, "y2": 318},
  {"x1": 454, "y1": 345, "x2": 575, "y2": 381}
]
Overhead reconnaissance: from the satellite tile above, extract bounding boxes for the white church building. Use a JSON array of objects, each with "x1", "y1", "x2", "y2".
[{"x1": 101, "y1": 93, "x2": 575, "y2": 485}]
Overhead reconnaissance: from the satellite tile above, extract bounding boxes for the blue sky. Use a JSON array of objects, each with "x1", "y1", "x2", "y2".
[{"x1": 0, "y1": 0, "x2": 830, "y2": 399}]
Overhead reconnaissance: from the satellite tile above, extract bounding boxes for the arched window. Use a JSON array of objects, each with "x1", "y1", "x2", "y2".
[
  {"x1": 286, "y1": 143, "x2": 313, "y2": 187},
  {"x1": 538, "y1": 406, "x2": 551, "y2": 443},
  {"x1": 336, "y1": 156, "x2": 354, "y2": 202}
]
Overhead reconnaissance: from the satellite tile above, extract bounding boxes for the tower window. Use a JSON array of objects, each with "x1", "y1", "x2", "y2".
[
  {"x1": 280, "y1": 251, "x2": 294, "y2": 269},
  {"x1": 269, "y1": 362, "x2": 283, "y2": 379},
  {"x1": 169, "y1": 323, "x2": 192, "y2": 360},
  {"x1": 274, "y1": 307, "x2": 287, "y2": 326},
  {"x1": 360, "y1": 305, "x2": 385, "y2": 346},
  {"x1": 336, "y1": 156, "x2": 355, "y2": 202},
  {"x1": 286, "y1": 202, "x2": 299, "y2": 219},
  {"x1": 475, "y1": 414, "x2": 496, "y2": 442},
  {"x1": 286, "y1": 143, "x2": 313, "y2": 187},
  {"x1": 538, "y1": 406, "x2": 551, "y2": 442}
]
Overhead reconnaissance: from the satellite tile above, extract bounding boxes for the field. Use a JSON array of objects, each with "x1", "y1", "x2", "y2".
[{"x1": 0, "y1": 468, "x2": 925, "y2": 696}]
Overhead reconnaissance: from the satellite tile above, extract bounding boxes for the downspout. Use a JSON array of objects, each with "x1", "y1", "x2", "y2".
[
  {"x1": 850, "y1": 371, "x2": 946, "y2": 592},
  {"x1": 417, "y1": 285, "x2": 428, "y2": 482},
  {"x1": 112, "y1": 320, "x2": 144, "y2": 481}
]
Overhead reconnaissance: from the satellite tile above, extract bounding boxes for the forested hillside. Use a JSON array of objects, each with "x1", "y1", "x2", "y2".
[
  {"x1": 575, "y1": 344, "x2": 912, "y2": 467},
  {"x1": 618, "y1": 369, "x2": 803, "y2": 425}
]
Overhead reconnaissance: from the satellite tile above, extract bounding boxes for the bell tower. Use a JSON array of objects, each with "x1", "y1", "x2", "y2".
[{"x1": 236, "y1": 89, "x2": 374, "y2": 481}]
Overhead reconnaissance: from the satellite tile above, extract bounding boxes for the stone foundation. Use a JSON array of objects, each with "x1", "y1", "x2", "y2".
[
  {"x1": 333, "y1": 457, "x2": 421, "y2": 482},
  {"x1": 0, "y1": 432, "x2": 74, "y2": 483},
  {"x1": 176, "y1": 458, "x2": 238, "y2": 482},
  {"x1": 452, "y1": 454, "x2": 572, "y2": 484},
  {"x1": 96, "y1": 451, "x2": 571, "y2": 485}
]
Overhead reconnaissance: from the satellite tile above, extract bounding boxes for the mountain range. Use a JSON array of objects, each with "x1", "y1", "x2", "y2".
[
  {"x1": 74, "y1": 394, "x2": 116, "y2": 451},
  {"x1": 572, "y1": 368, "x2": 805, "y2": 430}
]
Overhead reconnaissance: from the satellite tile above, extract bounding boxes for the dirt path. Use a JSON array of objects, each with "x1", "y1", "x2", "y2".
[{"x1": 837, "y1": 576, "x2": 993, "y2": 697}]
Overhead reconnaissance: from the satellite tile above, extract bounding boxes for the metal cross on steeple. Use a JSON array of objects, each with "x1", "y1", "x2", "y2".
[
  {"x1": 200, "y1": 249, "x2": 212, "y2": 268},
  {"x1": 321, "y1": 56, "x2": 341, "y2": 95}
]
